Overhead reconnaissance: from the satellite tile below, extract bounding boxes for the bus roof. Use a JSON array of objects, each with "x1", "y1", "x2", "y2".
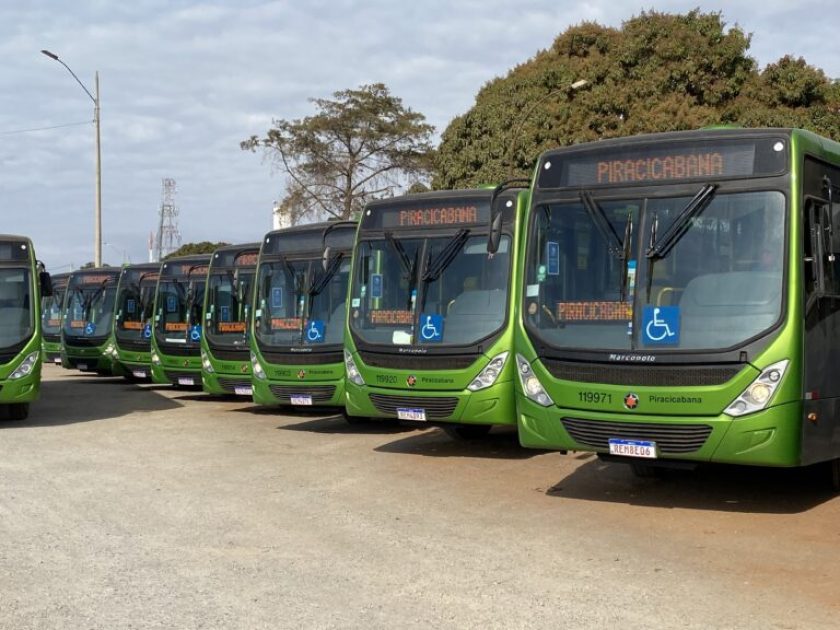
[
  {"x1": 159, "y1": 254, "x2": 211, "y2": 278},
  {"x1": 0, "y1": 235, "x2": 34, "y2": 262},
  {"x1": 209, "y1": 242, "x2": 260, "y2": 268},
  {"x1": 261, "y1": 221, "x2": 357, "y2": 257}
]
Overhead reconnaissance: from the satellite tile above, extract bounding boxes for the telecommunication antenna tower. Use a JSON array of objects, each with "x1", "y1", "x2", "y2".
[{"x1": 155, "y1": 178, "x2": 181, "y2": 261}]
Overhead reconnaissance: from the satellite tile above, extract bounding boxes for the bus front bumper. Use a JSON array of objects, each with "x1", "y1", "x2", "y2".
[
  {"x1": 252, "y1": 375, "x2": 345, "y2": 408},
  {"x1": 203, "y1": 367, "x2": 253, "y2": 397},
  {"x1": 516, "y1": 395, "x2": 803, "y2": 467},
  {"x1": 151, "y1": 360, "x2": 202, "y2": 387},
  {"x1": 345, "y1": 379, "x2": 516, "y2": 426},
  {"x1": 62, "y1": 346, "x2": 113, "y2": 373},
  {"x1": 0, "y1": 368, "x2": 42, "y2": 404}
]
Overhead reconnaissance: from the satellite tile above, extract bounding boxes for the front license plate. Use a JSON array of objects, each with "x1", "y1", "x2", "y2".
[
  {"x1": 178, "y1": 377, "x2": 194, "y2": 386},
  {"x1": 234, "y1": 386, "x2": 253, "y2": 396},
  {"x1": 77, "y1": 363, "x2": 88, "y2": 371},
  {"x1": 290, "y1": 394, "x2": 313, "y2": 406},
  {"x1": 133, "y1": 370, "x2": 147, "y2": 379},
  {"x1": 397, "y1": 407, "x2": 427, "y2": 421},
  {"x1": 53, "y1": 357, "x2": 62, "y2": 365},
  {"x1": 608, "y1": 438, "x2": 657, "y2": 459}
]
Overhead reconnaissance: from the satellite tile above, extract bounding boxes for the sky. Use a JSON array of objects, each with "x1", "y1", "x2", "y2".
[{"x1": 2, "y1": 0, "x2": 839, "y2": 272}]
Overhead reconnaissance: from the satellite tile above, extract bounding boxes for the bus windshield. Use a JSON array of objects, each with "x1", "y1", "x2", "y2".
[
  {"x1": 206, "y1": 269, "x2": 254, "y2": 348},
  {"x1": 349, "y1": 234, "x2": 511, "y2": 347},
  {"x1": 115, "y1": 274, "x2": 157, "y2": 343},
  {"x1": 255, "y1": 256, "x2": 350, "y2": 348},
  {"x1": 63, "y1": 277, "x2": 116, "y2": 339},
  {"x1": 0, "y1": 268, "x2": 33, "y2": 349},
  {"x1": 41, "y1": 282, "x2": 66, "y2": 336},
  {"x1": 524, "y1": 190, "x2": 785, "y2": 352},
  {"x1": 155, "y1": 278, "x2": 206, "y2": 344}
]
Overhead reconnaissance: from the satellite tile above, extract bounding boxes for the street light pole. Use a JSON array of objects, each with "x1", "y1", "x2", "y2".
[{"x1": 40, "y1": 49, "x2": 102, "y2": 267}]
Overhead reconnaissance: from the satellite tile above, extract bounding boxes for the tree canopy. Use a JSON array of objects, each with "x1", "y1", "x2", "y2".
[
  {"x1": 164, "y1": 241, "x2": 229, "y2": 260},
  {"x1": 434, "y1": 10, "x2": 840, "y2": 189},
  {"x1": 242, "y1": 83, "x2": 435, "y2": 223}
]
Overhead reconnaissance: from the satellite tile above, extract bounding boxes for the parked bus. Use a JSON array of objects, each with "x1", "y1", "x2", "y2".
[
  {"x1": 61, "y1": 267, "x2": 120, "y2": 374},
  {"x1": 150, "y1": 254, "x2": 211, "y2": 387},
  {"x1": 250, "y1": 222, "x2": 355, "y2": 410},
  {"x1": 111, "y1": 262, "x2": 161, "y2": 380},
  {"x1": 515, "y1": 127, "x2": 840, "y2": 485},
  {"x1": 0, "y1": 235, "x2": 51, "y2": 420},
  {"x1": 201, "y1": 243, "x2": 259, "y2": 396},
  {"x1": 343, "y1": 188, "x2": 526, "y2": 438},
  {"x1": 42, "y1": 271, "x2": 69, "y2": 364}
]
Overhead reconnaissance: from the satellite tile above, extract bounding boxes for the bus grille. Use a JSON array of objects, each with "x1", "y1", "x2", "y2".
[
  {"x1": 359, "y1": 351, "x2": 477, "y2": 371},
  {"x1": 217, "y1": 377, "x2": 252, "y2": 393},
  {"x1": 543, "y1": 359, "x2": 741, "y2": 387},
  {"x1": 259, "y1": 350, "x2": 343, "y2": 365},
  {"x1": 163, "y1": 370, "x2": 201, "y2": 385},
  {"x1": 369, "y1": 394, "x2": 458, "y2": 419},
  {"x1": 43, "y1": 332, "x2": 61, "y2": 343},
  {"x1": 67, "y1": 357, "x2": 96, "y2": 370},
  {"x1": 64, "y1": 337, "x2": 106, "y2": 348},
  {"x1": 158, "y1": 344, "x2": 199, "y2": 357},
  {"x1": 562, "y1": 417, "x2": 713, "y2": 454},
  {"x1": 268, "y1": 384, "x2": 336, "y2": 403}
]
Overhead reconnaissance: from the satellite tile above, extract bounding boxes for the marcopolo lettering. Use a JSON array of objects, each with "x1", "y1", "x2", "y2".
[{"x1": 608, "y1": 354, "x2": 657, "y2": 363}]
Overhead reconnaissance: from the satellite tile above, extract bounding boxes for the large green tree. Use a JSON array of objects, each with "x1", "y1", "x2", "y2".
[
  {"x1": 435, "y1": 10, "x2": 840, "y2": 188},
  {"x1": 242, "y1": 83, "x2": 435, "y2": 223}
]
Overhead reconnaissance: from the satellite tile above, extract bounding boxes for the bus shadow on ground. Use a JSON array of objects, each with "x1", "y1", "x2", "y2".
[
  {"x1": 1, "y1": 376, "x2": 183, "y2": 428},
  {"x1": 275, "y1": 411, "x2": 418, "y2": 435},
  {"x1": 375, "y1": 427, "x2": 551, "y2": 460},
  {"x1": 545, "y1": 458, "x2": 836, "y2": 514}
]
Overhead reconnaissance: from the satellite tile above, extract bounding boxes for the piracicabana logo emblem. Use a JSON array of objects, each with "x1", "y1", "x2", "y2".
[
  {"x1": 623, "y1": 393, "x2": 640, "y2": 410},
  {"x1": 240, "y1": 363, "x2": 249, "y2": 374},
  {"x1": 406, "y1": 375, "x2": 417, "y2": 387},
  {"x1": 297, "y1": 369, "x2": 306, "y2": 380}
]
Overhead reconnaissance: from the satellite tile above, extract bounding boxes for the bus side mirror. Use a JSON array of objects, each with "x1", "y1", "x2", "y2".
[
  {"x1": 40, "y1": 271, "x2": 53, "y2": 297},
  {"x1": 487, "y1": 212, "x2": 503, "y2": 255},
  {"x1": 322, "y1": 246, "x2": 332, "y2": 271}
]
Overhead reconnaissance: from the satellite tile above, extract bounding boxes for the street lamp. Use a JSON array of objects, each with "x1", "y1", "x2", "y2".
[{"x1": 41, "y1": 49, "x2": 102, "y2": 268}]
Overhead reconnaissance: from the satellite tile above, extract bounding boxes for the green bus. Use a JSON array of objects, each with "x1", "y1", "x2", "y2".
[
  {"x1": 515, "y1": 127, "x2": 840, "y2": 484},
  {"x1": 42, "y1": 271, "x2": 69, "y2": 365},
  {"x1": 343, "y1": 188, "x2": 527, "y2": 438},
  {"x1": 0, "y1": 235, "x2": 51, "y2": 420},
  {"x1": 201, "y1": 243, "x2": 259, "y2": 396},
  {"x1": 150, "y1": 254, "x2": 211, "y2": 387},
  {"x1": 111, "y1": 262, "x2": 161, "y2": 380},
  {"x1": 61, "y1": 267, "x2": 120, "y2": 374},
  {"x1": 250, "y1": 222, "x2": 355, "y2": 409}
]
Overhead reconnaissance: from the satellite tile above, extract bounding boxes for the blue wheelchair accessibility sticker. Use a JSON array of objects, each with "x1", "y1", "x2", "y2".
[
  {"x1": 642, "y1": 306, "x2": 680, "y2": 346},
  {"x1": 143, "y1": 323, "x2": 152, "y2": 339},
  {"x1": 220, "y1": 305, "x2": 230, "y2": 322},
  {"x1": 371, "y1": 274, "x2": 383, "y2": 299},
  {"x1": 84, "y1": 322, "x2": 96, "y2": 336},
  {"x1": 305, "y1": 319, "x2": 325, "y2": 343},
  {"x1": 126, "y1": 299, "x2": 136, "y2": 314},
  {"x1": 546, "y1": 241, "x2": 560, "y2": 276},
  {"x1": 419, "y1": 313, "x2": 444, "y2": 343},
  {"x1": 271, "y1": 287, "x2": 283, "y2": 309},
  {"x1": 166, "y1": 294, "x2": 178, "y2": 313},
  {"x1": 189, "y1": 324, "x2": 202, "y2": 342}
]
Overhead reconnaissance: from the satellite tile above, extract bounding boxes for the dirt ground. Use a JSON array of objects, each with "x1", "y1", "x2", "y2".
[{"x1": 1, "y1": 368, "x2": 838, "y2": 629}]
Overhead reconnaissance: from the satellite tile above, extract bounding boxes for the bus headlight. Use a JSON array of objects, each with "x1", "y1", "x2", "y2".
[
  {"x1": 103, "y1": 342, "x2": 116, "y2": 358},
  {"x1": 201, "y1": 349, "x2": 214, "y2": 373},
  {"x1": 10, "y1": 351, "x2": 40, "y2": 380},
  {"x1": 250, "y1": 351, "x2": 266, "y2": 381},
  {"x1": 515, "y1": 354, "x2": 553, "y2": 407},
  {"x1": 151, "y1": 351, "x2": 162, "y2": 366},
  {"x1": 344, "y1": 349, "x2": 365, "y2": 386},
  {"x1": 468, "y1": 351, "x2": 508, "y2": 392},
  {"x1": 725, "y1": 359, "x2": 789, "y2": 417}
]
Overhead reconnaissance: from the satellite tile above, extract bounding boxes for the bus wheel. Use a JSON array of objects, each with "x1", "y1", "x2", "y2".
[
  {"x1": 7, "y1": 403, "x2": 29, "y2": 421},
  {"x1": 630, "y1": 462, "x2": 663, "y2": 478},
  {"x1": 830, "y1": 459, "x2": 840, "y2": 491},
  {"x1": 441, "y1": 424, "x2": 492, "y2": 440}
]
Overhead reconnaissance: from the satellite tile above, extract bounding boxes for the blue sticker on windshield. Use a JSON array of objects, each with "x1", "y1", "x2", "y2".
[
  {"x1": 419, "y1": 313, "x2": 444, "y2": 343},
  {"x1": 126, "y1": 299, "x2": 136, "y2": 314},
  {"x1": 642, "y1": 306, "x2": 680, "y2": 346},
  {"x1": 305, "y1": 319, "x2": 325, "y2": 343},
  {"x1": 271, "y1": 287, "x2": 283, "y2": 309},
  {"x1": 143, "y1": 323, "x2": 152, "y2": 339},
  {"x1": 220, "y1": 305, "x2": 230, "y2": 322},
  {"x1": 84, "y1": 322, "x2": 96, "y2": 336},
  {"x1": 371, "y1": 274, "x2": 383, "y2": 299},
  {"x1": 166, "y1": 294, "x2": 177, "y2": 313},
  {"x1": 546, "y1": 241, "x2": 560, "y2": 276},
  {"x1": 189, "y1": 324, "x2": 202, "y2": 342}
]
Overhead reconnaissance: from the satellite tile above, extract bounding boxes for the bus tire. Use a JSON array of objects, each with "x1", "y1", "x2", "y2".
[
  {"x1": 441, "y1": 424, "x2": 492, "y2": 440},
  {"x1": 630, "y1": 462, "x2": 662, "y2": 478},
  {"x1": 7, "y1": 403, "x2": 29, "y2": 421}
]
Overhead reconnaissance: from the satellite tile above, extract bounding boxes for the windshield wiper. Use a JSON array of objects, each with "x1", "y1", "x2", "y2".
[
  {"x1": 384, "y1": 231, "x2": 411, "y2": 272},
  {"x1": 309, "y1": 253, "x2": 344, "y2": 298},
  {"x1": 619, "y1": 212, "x2": 634, "y2": 302},
  {"x1": 422, "y1": 229, "x2": 471, "y2": 282},
  {"x1": 646, "y1": 184, "x2": 717, "y2": 259},
  {"x1": 384, "y1": 232, "x2": 419, "y2": 311},
  {"x1": 580, "y1": 191, "x2": 622, "y2": 258}
]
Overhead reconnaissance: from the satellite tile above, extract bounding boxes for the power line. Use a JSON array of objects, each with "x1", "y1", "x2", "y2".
[{"x1": 0, "y1": 120, "x2": 91, "y2": 136}]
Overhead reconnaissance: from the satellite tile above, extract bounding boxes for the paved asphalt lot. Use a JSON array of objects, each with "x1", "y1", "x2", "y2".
[{"x1": 1, "y1": 368, "x2": 839, "y2": 629}]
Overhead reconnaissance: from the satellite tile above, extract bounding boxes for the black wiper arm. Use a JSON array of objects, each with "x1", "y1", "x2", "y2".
[
  {"x1": 384, "y1": 231, "x2": 411, "y2": 272},
  {"x1": 580, "y1": 191, "x2": 622, "y2": 258},
  {"x1": 646, "y1": 184, "x2": 718, "y2": 259},
  {"x1": 619, "y1": 212, "x2": 634, "y2": 302},
  {"x1": 309, "y1": 253, "x2": 344, "y2": 298},
  {"x1": 423, "y1": 229, "x2": 471, "y2": 282}
]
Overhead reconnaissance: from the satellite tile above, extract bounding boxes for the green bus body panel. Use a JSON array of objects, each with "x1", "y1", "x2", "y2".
[
  {"x1": 344, "y1": 189, "x2": 529, "y2": 426},
  {"x1": 513, "y1": 128, "x2": 840, "y2": 467},
  {"x1": 0, "y1": 235, "x2": 44, "y2": 406}
]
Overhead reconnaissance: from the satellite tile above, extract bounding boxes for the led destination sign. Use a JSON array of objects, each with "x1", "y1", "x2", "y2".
[
  {"x1": 366, "y1": 198, "x2": 491, "y2": 230},
  {"x1": 233, "y1": 252, "x2": 258, "y2": 267},
  {"x1": 74, "y1": 273, "x2": 117, "y2": 285},
  {"x1": 539, "y1": 137, "x2": 787, "y2": 189}
]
